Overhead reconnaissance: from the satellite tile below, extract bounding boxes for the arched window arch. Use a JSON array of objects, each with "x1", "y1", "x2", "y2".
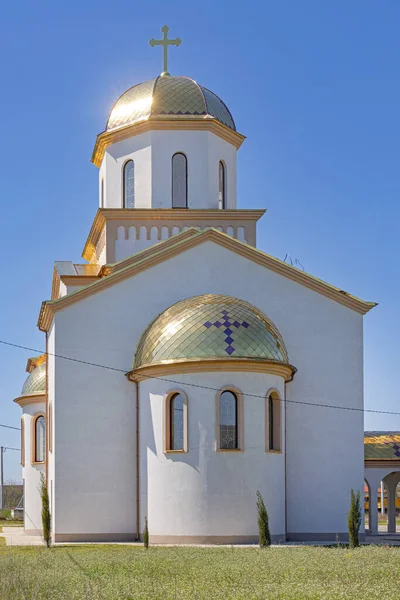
[
  {"x1": 266, "y1": 391, "x2": 282, "y2": 452},
  {"x1": 165, "y1": 391, "x2": 188, "y2": 452},
  {"x1": 219, "y1": 161, "x2": 226, "y2": 209},
  {"x1": 217, "y1": 388, "x2": 243, "y2": 451},
  {"x1": 123, "y1": 160, "x2": 135, "y2": 208},
  {"x1": 172, "y1": 153, "x2": 188, "y2": 208},
  {"x1": 33, "y1": 414, "x2": 46, "y2": 463}
]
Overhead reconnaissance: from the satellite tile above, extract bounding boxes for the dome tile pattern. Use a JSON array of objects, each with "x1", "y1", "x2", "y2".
[
  {"x1": 107, "y1": 76, "x2": 236, "y2": 132},
  {"x1": 21, "y1": 362, "x2": 46, "y2": 396},
  {"x1": 364, "y1": 432, "x2": 400, "y2": 460},
  {"x1": 134, "y1": 295, "x2": 288, "y2": 369}
]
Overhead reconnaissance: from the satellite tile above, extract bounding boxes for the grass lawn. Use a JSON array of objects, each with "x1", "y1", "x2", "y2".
[{"x1": 1, "y1": 545, "x2": 400, "y2": 599}]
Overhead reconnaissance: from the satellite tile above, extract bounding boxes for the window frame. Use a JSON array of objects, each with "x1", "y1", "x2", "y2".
[
  {"x1": 31, "y1": 412, "x2": 46, "y2": 465},
  {"x1": 218, "y1": 160, "x2": 226, "y2": 209},
  {"x1": 265, "y1": 389, "x2": 282, "y2": 453},
  {"x1": 100, "y1": 177, "x2": 104, "y2": 208},
  {"x1": 171, "y1": 152, "x2": 188, "y2": 208},
  {"x1": 164, "y1": 390, "x2": 188, "y2": 453},
  {"x1": 216, "y1": 387, "x2": 244, "y2": 452},
  {"x1": 123, "y1": 160, "x2": 135, "y2": 208}
]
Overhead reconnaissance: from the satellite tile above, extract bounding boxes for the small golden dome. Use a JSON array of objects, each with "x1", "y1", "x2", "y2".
[
  {"x1": 107, "y1": 76, "x2": 235, "y2": 132},
  {"x1": 134, "y1": 294, "x2": 289, "y2": 369},
  {"x1": 21, "y1": 362, "x2": 46, "y2": 396}
]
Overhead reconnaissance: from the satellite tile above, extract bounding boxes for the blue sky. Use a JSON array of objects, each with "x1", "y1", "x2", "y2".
[{"x1": 0, "y1": 1, "x2": 399, "y2": 481}]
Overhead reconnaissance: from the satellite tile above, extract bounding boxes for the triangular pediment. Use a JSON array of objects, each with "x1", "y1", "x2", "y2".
[{"x1": 38, "y1": 228, "x2": 376, "y2": 331}]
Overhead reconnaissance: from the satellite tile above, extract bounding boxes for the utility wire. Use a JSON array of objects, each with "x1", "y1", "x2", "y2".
[
  {"x1": 0, "y1": 424, "x2": 20, "y2": 431},
  {"x1": 1, "y1": 338, "x2": 399, "y2": 418}
]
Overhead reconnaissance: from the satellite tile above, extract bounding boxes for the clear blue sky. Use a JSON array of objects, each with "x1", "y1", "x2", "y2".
[{"x1": 0, "y1": 1, "x2": 399, "y2": 481}]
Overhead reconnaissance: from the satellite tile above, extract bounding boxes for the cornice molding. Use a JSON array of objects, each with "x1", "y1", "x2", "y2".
[
  {"x1": 82, "y1": 208, "x2": 265, "y2": 263},
  {"x1": 364, "y1": 459, "x2": 400, "y2": 468},
  {"x1": 13, "y1": 393, "x2": 47, "y2": 408},
  {"x1": 38, "y1": 228, "x2": 376, "y2": 332},
  {"x1": 92, "y1": 118, "x2": 246, "y2": 167},
  {"x1": 127, "y1": 358, "x2": 296, "y2": 383}
]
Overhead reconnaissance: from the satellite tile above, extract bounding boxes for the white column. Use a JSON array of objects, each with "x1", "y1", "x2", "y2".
[{"x1": 381, "y1": 481, "x2": 385, "y2": 515}]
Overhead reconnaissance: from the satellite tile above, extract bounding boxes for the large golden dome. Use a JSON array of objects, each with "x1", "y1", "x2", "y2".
[
  {"x1": 107, "y1": 76, "x2": 236, "y2": 132},
  {"x1": 134, "y1": 294, "x2": 289, "y2": 370}
]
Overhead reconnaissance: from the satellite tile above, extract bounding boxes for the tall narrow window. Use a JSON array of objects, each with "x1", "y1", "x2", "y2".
[
  {"x1": 268, "y1": 396, "x2": 274, "y2": 450},
  {"x1": 219, "y1": 161, "x2": 226, "y2": 209},
  {"x1": 123, "y1": 160, "x2": 135, "y2": 208},
  {"x1": 170, "y1": 393, "x2": 184, "y2": 450},
  {"x1": 172, "y1": 153, "x2": 187, "y2": 208},
  {"x1": 219, "y1": 390, "x2": 238, "y2": 449},
  {"x1": 101, "y1": 178, "x2": 104, "y2": 208},
  {"x1": 35, "y1": 416, "x2": 46, "y2": 463},
  {"x1": 267, "y1": 393, "x2": 281, "y2": 452},
  {"x1": 21, "y1": 418, "x2": 25, "y2": 467}
]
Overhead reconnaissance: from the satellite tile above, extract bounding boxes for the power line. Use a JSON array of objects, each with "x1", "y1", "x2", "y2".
[
  {"x1": 0, "y1": 424, "x2": 20, "y2": 431},
  {"x1": 1, "y1": 338, "x2": 399, "y2": 418},
  {"x1": 2, "y1": 447, "x2": 20, "y2": 452}
]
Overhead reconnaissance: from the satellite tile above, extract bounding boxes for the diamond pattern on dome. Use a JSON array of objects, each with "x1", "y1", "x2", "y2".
[
  {"x1": 21, "y1": 362, "x2": 46, "y2": 396},
  {"x1": 134, "y1": 295, "x2": 288, "y2": 369},
  {"x1": 152, "y1": 77, "x2": 206, "y2": 116},
  {"x1": 107, "y1": 78, "x2": 156, "y2": 131},
  {"x1": 202, "y1": 87, "x2": 235, "y2": 130},
  {"x1": 106, "y1": 76, "x2": 236, "y2": 132},
  {"x1": 364, "y1": 432, "x2": 400, "y2": 460}
]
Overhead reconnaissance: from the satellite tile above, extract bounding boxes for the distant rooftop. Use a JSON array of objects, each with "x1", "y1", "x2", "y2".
[{"x1": 365, "y1": 432, "x2": 400, "y2": 460}]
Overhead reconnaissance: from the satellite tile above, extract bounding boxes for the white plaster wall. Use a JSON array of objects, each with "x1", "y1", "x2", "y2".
[
  {"x1": 48, "y1": 322, "x2": 55, "y2": 532},
  {"x1": 51, "y1": 239, "x2": 364, "y2": 539},
  {"x1": 140, "y1": 372, "x2": 285, "y2": 539},
  {"x1": 99, "y1": 130, "x2": 237, "y2": 210},
  {"x1": 21, "y1": 402, "x2": 46, "y2": 534}
]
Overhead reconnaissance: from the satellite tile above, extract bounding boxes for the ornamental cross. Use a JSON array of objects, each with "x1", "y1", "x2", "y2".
[
  {"x1": 203, "y1": 309, "x2": 249, "y2": 356},
  {"x1": 149, "y1": 25, "x2": 182, "y2": 77}
]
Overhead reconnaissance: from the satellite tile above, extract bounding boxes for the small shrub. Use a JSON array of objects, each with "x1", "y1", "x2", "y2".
[
  {"x1": 143, "y1": 516, "x2": 149, "y2": 549},
  {"x1": 256, "y1": 490, "x2": 271, "y2": 547},
  {"x1": 348, "y1": 488, "x2": 362, "y2": 548},
  {"x1": 39, "y1": 473, "x2": 51, "y2": 548}
]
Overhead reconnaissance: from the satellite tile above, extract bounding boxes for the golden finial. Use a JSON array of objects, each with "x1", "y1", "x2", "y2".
[{"x1": 149, "y1": 25, "x2": 182, "y2": 77}]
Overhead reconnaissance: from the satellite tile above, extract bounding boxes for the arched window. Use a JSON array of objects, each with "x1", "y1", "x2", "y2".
[
  {"x1": 34, "y1": 415, "x2": 46, "y2": 463},
  {"x1": 219, "y1": 161, "x2": 226, "y2": 209},
  {"x1": 219, "y1": 390, "x2": 238, "y2": 449},
  {"x1": 267, "y1": 392, "x2": 281, "y2": 452},
  {"x1": 172, "y1": 153, "x2": 187, "y2": 208},
  {"x1": 123, "y1": 160, "x2": 135, "y2": 208},
  {"x1": 165, "y1": 391, "x2": 188, "y2": 452}
]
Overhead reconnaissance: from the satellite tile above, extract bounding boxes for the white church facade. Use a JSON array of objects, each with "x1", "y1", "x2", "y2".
[{"x1": 13, "y1": 28, "x2": 376, "y2": 543}]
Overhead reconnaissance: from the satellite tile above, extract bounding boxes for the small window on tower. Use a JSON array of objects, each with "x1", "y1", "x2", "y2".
[
  {"x1": 123, "y1": 160, "x2": 135, "y2": 208},
  {"x1": 172, "y1": 153, "x2": 188, "y2": 208},
  {"x1": 219, "y1": 161, "x2": 226, "y2": 209},
  {"x1": 34, "y1": 415, "x2": 46, "y2": 463}
]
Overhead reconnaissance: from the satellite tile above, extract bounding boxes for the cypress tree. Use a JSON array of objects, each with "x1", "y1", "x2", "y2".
[
  {"x1": 256, "y1": 490, "x2": 271, "y2": 547},
  {"x1": 143, "y1": 516, "x2": 149, "y2": 549},
  {"x1": 39, "y1": 473, "x2": 51, "y2": 548},
  {"x1": 347, "y1": 488, "x2": 362, "y2": 548}
]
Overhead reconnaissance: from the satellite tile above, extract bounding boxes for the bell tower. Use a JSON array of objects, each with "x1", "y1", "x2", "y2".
[{"x1": 83, "y1": 27, "x2": 265, "y2": 265}]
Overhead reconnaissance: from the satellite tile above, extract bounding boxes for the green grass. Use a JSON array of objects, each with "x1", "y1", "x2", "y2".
[
  {"x1": 0, "y1": 537, "x2": 5, "y2": 546},
  {"x1": 1, "y1": 545, "x2": 400, "y2": 599}
]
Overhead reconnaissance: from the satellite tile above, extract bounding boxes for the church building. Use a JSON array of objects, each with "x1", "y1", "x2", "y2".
[{"x1": 13, "y1": 27, "x2": 376, "y2": 543}]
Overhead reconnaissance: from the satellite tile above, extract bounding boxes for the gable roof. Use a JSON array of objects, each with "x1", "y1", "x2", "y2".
[{"x1": 38, "y1": 228, "x2": 376, "y2": 331}]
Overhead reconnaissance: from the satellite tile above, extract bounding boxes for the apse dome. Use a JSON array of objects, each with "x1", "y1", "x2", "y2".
[
  {"x1": 134, "y1": 294, "x2": 291, "y2": 370},
  {"x1": 107, "y1": 76, "x2": 236, "y2": 132},
  {"x1": 21, "y1": 362, "x2": 46, "y2": 396}
]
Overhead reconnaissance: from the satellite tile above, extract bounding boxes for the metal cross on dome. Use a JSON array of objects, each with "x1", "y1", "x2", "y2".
[
  {"x1": 149, "y1": 25, "x2": 182, "y2": 77},
  {"x1": 203, "y1": 309, "x2": 250, "y2": 356}
]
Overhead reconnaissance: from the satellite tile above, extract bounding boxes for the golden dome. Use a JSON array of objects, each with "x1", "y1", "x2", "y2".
[
  {"x1": 134, "y1": 294, "x2": 289, "y2": 369},
  {"x1": 107, "y1": 76, "x2": 236, "y2": 132},
  {"x1": 21, "y1": 362, "x2": 46, "y2": 396}
]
